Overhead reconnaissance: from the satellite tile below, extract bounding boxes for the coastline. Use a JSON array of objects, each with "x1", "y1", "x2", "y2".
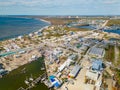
[
  {"x1": 39, "y1": 19, "x2": 51, "y2": 24},
  {"x1": 0, "y1": 18, "x2": 51, "y2": 71},
  {"x1": 0, "y1": 17, "x2": 50, "y2": 41},
  {"x1": 1, "y1": 17, "x2": 120, "y2": 90},
  {"x1": 0, "y1": 17, "x2": 52, "y2": 90}
]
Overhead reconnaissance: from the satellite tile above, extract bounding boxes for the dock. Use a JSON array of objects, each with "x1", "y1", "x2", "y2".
[{"x1": 17, "y1": 73, "x2": 49, "y2": 90}]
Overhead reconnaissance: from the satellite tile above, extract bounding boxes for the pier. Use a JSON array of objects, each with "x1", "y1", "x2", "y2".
[{"x1": 17, "y1": 73, "x2": 48, "y2": 90}]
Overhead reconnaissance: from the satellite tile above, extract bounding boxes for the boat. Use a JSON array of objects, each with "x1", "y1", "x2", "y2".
[
  {"x1": 24, "y1": 80, "x2": 29, "y2": 85},
  {"x1": 29, "y1": 74, "x2": 34, "y2": 81},
  {"x1": 41, "y1": 67, "x2": 45, "y2": 70},
  {"x1": 29, "y1": 77, "x2": 33, "y2": 81}
]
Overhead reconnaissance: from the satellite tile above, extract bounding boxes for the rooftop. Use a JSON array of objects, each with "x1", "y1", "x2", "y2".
[
  {"x1": 92, "y1": 59, "x2": 103, "y2": 71},
  {"x1": 88, "y1": 47, "x2": 105, "y2": 57}
]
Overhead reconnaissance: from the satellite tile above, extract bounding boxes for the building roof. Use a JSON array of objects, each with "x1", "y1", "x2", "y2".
[
  {"x1": 92, "y1": 60, "x2": 103, "y2": 71},
  {"x1": 49, "y1": 75, "x2": 61, "y2": 88},
  {"x1": 86, "y1": 70, "x2": 99, "y2": 80},
  {"x1": 69, "y1": 65, "x2": 81, "y2": 77},
  {"x1": 68, "y1": 54, "x2": 77, "y2": 60},
  {"x1": 89, "y1": 47, "x2": 104, "y2": 57}
]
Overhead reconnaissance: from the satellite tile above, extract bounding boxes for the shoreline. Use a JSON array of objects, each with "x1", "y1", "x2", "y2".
[
  {"x1": 0, "y1": 18, "x2": 51, "y2": 72},
  {"x1": 0, "y1": 17, "x2": 51, "y2": 42},
  {"x1": 39, "y1": 19, "x2": 51, "y2": 24}
]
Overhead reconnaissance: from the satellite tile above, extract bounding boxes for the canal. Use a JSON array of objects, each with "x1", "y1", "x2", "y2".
[{"x1": 0, "y1": 56, "x2": 49, "y2": 90}]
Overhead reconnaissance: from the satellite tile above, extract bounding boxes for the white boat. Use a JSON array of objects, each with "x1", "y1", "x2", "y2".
[
  {"x1": 29, "y1": 77, "x2": 33, "y2": 81},
  {"x1": 24, "y1": 80, "x2": 29, "y2": 84}
]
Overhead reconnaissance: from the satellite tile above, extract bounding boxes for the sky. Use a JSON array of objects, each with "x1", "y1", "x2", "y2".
[{"x1": 0, "y1": 0, "x2": 120, "y2": 15}]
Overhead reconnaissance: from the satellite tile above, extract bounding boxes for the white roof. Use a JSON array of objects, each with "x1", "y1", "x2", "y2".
[
  {"x1": 58, "y1": 62, "x2": 66, "y2": 72},
  {"x1": 86, "y1": 70, "x2": 99, "y2": 81},
  {"x1": 58, "y1": 59, "x2": 73, "y2": 72},
  {"x1": 69, "y1": 65, "x2": 81, "y2": 77}
]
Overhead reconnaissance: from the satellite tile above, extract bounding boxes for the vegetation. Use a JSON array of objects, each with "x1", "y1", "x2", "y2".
[
  {"x1": 65, "y1": 27, "x2": 89, "y2": 32},
  {"x1": 104, "y1": 45, "x2": 115, "y2": 62},
  {"x1": 44, "y1": 26, "x2": 89, "y2": 39},
  {"x1": 103, "y1": 70, "x2": 111, "y2": 78},
  {"x1": 42, "y1": 17, "x2": 110, "y2": 25},
  {"x1": 43, "y1": 18, "x2": 79, "y2": 25},
  {"x1": 115, "y1": 69, "x2": 120, "y2": 85},
  {"x1": 62, "y1": 78, "x2": 68, "y2": 83},
  {"x1": 106, "y1": 19, "x2": 120, "y2": 26}
]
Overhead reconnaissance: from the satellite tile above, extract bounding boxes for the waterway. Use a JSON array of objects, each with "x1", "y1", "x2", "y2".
[
  {"x1": 0, "y1": 56, "x2": 49, "y2": 90},
  {"x1": 104, "y1": 29, "x2": 120, "y2": 35},
  {"x1": 74, "y1": 25, "x2": 120, "y2": 34},
  {"x1": 75, "y1": 25, "x2": 96, "y2": 30}
]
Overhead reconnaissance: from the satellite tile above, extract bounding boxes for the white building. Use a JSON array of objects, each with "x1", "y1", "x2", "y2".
[
  {"x1": 86, "y1": 70, "x2": 99, "y2": 81},
  {"x1": 69, "y1": 65, "x2": 81, "y2": 78}
]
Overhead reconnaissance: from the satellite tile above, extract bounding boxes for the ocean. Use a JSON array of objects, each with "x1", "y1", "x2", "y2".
[{"x1": 0, "y1": 16, "x2": 49, "y2": 40}]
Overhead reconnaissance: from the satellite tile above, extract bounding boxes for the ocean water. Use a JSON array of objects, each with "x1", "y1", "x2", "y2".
[{"x1": 0, "y1": 16, "x2": 49, "y2": 40}]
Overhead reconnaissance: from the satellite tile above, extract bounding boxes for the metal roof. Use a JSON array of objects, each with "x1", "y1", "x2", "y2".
[
  {"x1": 69, "y1": 65, "x2": 81, "y2": 77},
  {"x1": 92, "y1": 60, "x2": 103, "y2": 71},
  {"x1": 89, "y1": 47, "x2": 104, "y2": 57}
]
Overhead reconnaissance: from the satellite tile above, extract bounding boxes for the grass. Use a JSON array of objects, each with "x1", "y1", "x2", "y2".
[
  {"x1": 43, "y1": 26, "x2": 89, "y2": 38},
  {"x1": 104, "y1": 45, "x2": 115, "y2": 62},
  {"x1": 106, "y1": 19, "x2": 120, "y2": 26},
  {"x1": 115, "y1": 69, "x2": 120, "y2": 85},
  {"x1": 117, "y1": 46, "x2": 120, "y2": 64},
  {"x1": 65, "y1": 27, "x2": 89, "y2": 32},
  {"x1": 42, "y1": 17, "x2": 109, "y2": 25},
  {"x1": 42, "y1": 18, "x2": 79, "y2": 25}
]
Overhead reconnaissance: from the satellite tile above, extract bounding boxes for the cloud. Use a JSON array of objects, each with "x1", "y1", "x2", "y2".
[
  {"x1": 0, "y1": 0, "x2": 120, "y2": 15},
  {"x1": 0, "y1": 0, "x2": 94, "y2": 7},
  {"x1": 0, "y1": 1, "x2": 16, "y2": 6},
  {"x1": 103, "y1": 0, "x2": 120, "y2": 4}
]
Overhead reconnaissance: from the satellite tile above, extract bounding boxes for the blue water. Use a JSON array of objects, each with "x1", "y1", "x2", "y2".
[
  {"x1": 0, "y1": 16, "x2": 49, "y2": 40},
  {"x1": 104, "y1": 29, "x2": 120, "y2": 35},
  {"x1": 75, "y1": 25, "x2": 96, "y2": 30},
  {"x1": 75, "y1": 25, "x2": 120, "y2": 34}
]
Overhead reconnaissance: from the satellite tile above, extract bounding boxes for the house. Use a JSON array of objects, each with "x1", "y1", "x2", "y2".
[
  {"x1": 68, "y1": 64, "x2": 81, "y2": 78},
  {"x1": 86, "y1": 70, "x2": 99, "y2": 81},
  {"x1": 88, "y1": 47, "x2": 105, "y2": 58},
  {"x1": 49, "y1": 75, "x2": 61, "y2": 88},
  {"x1": 68, "y1": 54, "x2": 77, "y2": 61},
  {"x1": 58, "y1": 55, "x2": 77, "y2": 72},
  {"x1": 0, "y1": 69, "x2": 8, "y2": 76},
  {"x1": 92, "y1": 60, "x2": 103, "y2": 71},
  {"x1": 58, "y1": 59, "x2": 73, "y2": 72}
]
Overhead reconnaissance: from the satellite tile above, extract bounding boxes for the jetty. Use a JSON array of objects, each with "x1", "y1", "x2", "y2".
[{"x1": 17, "y1": 73, "x2": 49, "y2": 90}]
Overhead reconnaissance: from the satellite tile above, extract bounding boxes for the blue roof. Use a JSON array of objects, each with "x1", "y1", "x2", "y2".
[
  {"x1": 54, "y1": 82, "x2": 61, "y2": 88},
  {"x1": 92, "y1": 60, "x2": 103, "y2": 71},
  {"x1": 49, "y1": 75, "x2": 61, "y2": 88},
  {"x1": 49, "y1": 75, "x2": 55, "y2": 79}
]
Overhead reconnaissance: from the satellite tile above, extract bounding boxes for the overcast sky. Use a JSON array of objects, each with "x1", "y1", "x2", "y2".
[{"x1": 0, "y1": 0, "x2": 120, "y2": 15}]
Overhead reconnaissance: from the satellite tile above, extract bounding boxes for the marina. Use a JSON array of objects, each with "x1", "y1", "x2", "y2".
[{"x1": 0, "y1": 56, "x2": 49, "y2": 90}]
